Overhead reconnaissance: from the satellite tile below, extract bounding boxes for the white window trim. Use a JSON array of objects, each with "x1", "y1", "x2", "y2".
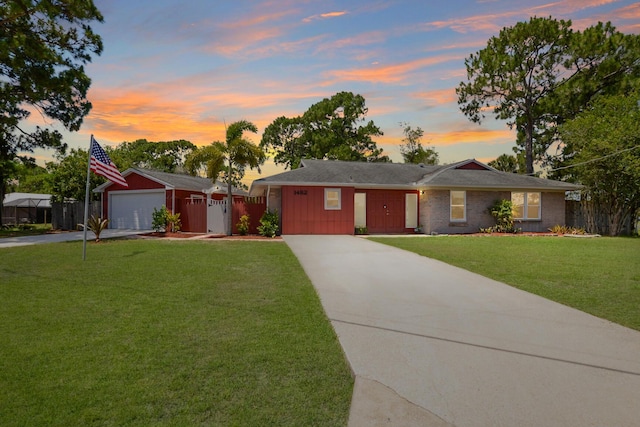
[
  {"x1": 324, "y1": 188, "x2": 341, "y2": 210},
  {"x1": 450, "y1": 190, "x2": 466, "y2": 222},
  {"x1": 512, "y1": 191, "x2": 541, "y2": 220}
]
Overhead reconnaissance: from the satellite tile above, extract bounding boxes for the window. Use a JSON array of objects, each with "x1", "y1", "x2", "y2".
[
  {"x1": 512, "y1": 192, "x2": 541, "y2": 220},
  {"x1": 325, "y1": 188, "x2": 341, "y2": 210},
  {"x1": 450, "y1": 191, "x2": 466, "y2": 222}
]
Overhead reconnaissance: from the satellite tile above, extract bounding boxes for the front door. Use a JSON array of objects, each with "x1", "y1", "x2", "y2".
[{"x1": 366, "y1": 190, "x2": 406, "y2": 233}]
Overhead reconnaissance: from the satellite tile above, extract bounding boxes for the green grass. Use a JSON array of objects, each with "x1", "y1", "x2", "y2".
[
  {"x1": 0, "y1": 239, "x2": 353, "y2": 426},
  {"x1": 0, "y1": 223, "x2": 53, "y2": 238},
  {"x1": 369, "y1": 236, "x2": 640, "y2": 331}
]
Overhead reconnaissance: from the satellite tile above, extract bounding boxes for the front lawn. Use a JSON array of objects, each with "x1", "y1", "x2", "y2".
[
  {"x1": 0, "y1": 239, "x2": 353, "y2": 426},
  {"x1": 369, "y1": 236, "x2": 640, "y2": 331}
]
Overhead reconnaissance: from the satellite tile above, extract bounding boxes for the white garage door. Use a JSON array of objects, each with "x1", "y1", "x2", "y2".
[{"x1": 110, "y1": 191, "x2": 165, "y2": 230}]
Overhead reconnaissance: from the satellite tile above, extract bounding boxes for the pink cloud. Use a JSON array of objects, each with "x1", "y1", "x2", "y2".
[
  {"x1": 302, "y1": 10, "x2": 348, "y2": 23},
  {"x1": 422, "y1": 0, "x2": 623, "y2": 35}
]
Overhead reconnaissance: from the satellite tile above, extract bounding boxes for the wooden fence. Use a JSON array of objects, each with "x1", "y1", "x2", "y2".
[
  {"x1": 565, "y1": 200, "x2": 638, "y2": 236},
  {"x1": 181, "y1": 198, "x2": 207, "y2": 233},
  {"x1": 51, "y1": 201, "x2": 101, "y2": 230},
  {"x1": 232, "y1": 197, "x2": 267, "y2": 234}
]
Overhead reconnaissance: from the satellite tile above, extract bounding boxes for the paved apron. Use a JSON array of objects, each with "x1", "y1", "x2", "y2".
[{"x1": 284, "y1": 235, "x2": 640, "y2": 427}]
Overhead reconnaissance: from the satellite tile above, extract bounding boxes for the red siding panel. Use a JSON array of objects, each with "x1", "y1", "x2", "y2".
[
  {"x1": 457, "y1": 162, "x2": 489, "y2": 170},
  {"x1": 282, "y1": 186, "x2": 354, "y2": 234}
]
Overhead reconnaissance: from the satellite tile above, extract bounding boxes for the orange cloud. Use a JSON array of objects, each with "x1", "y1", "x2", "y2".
[
  {"x1": 426, "y1": 128, "x2": 515, "y2": 146},
  {"x1": 378, "y1": 124, "x2": 514, "y2": 147},
  {"x1": 326, "y1": 54, "x2": 464, "y2": 84},
  {"x1": 84, "y1": 87, "x2": 227, "y2": 145},
  {"x1": 410, "y1": 88, "x2": 459, "y2": 106},
  {"x1": 82, "y1": 78, "x2": 335, "y2": 148},
  {"x1": 204, "y1": 27, "x2": 284, "y2": 56},
  {"x1": 220, "y1": 10, "x2": 297, "y2": 30}
]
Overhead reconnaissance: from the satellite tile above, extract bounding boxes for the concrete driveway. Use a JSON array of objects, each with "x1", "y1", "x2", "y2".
[{"x1": 284, "y1": 235, "x2": 640, "y2": 427}]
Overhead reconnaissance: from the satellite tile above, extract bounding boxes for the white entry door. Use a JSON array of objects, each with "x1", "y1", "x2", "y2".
[{"x1": 109, "y1": 190, "x2": 165, "y2": 230}]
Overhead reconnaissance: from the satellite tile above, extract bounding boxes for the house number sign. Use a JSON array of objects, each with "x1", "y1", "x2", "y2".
[{"x1": 294, "y1": 190, "x2": 308, "y2": 195}]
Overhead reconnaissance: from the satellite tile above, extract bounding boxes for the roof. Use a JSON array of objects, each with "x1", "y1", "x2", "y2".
[
  {"x1": 94, "y1": 168, "x2": 248, "y2": 195},
  {"x1": 250, "y1": 159, "x2": 581, "y2": 194},
  {"x1": 3, "y1": 193, "x2": 52, "y2": 208},
  {"x1": 252, "y1": 159, "x2": 439, "y2": 187}
]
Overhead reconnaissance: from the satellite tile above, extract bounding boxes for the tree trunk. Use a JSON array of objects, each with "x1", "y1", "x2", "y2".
[
  {"x1": 525, "y1": 116, "x2": 534, "y2": 175},
  {"x1": 226, "y1": 158, "x2": 233, "y2": 236}
]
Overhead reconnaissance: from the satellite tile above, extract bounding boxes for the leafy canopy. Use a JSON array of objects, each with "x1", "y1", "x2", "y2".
[
  {"x1": 0, "y1": 0, "x2": 103, "y2": 145},
  {"x1": 0, "y1": 0, "x2": 103, "y2": 222},
  {"x1": 457, "y1": 17, "x2": 640, "y2": 174},
  {"x1": 261, "y1": 92, "x2": 388, "y2": 169},
  {"x1": 109, "y1": 139, "x2": 196, "y2": 173},
  {"x1": 398, "y1": 122, "x2": 438, "y2": 165},
  {"x1": 557, "y1": 89, "x2": 640, "y2": 236},
  {"x1": 47, "y1": 148, "x2": 104, "y2": 202}
]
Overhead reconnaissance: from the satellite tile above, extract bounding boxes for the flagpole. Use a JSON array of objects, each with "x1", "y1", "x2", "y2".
[{"x1": 82, "y1": 135, "x2": 93, "y2": 261}]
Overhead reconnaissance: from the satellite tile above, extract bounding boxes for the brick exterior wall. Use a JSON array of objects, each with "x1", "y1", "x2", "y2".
[{"x1": 420, "y1": 189, "x2": 567, "y2": 234}]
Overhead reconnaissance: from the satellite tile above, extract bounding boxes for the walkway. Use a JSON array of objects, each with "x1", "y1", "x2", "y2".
[{"x1": 284, "y1": 235, "x2": 640, "y2": 427}]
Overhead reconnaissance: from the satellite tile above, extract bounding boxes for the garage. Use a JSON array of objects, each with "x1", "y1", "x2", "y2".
[{"x1": 109, "y1": 190, "x2": 165, "y2": 230}]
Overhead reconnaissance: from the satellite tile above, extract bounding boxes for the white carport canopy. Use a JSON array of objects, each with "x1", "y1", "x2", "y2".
[
  {"x1": 3, "y1": 193, "x2": 52, "y2": 208},
  {"x1": 2, "y1": 193, "x2": 52, "y2": 225}
]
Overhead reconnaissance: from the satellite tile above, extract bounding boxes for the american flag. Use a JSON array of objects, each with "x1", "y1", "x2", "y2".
[{"x1": 90, "y1": 136, "x2": 128, "y2": 187}]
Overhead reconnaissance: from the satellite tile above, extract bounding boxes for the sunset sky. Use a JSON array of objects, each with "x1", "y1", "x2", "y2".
[{"x1": 28, "y1": 0, "x2": 640, "y2": 182}]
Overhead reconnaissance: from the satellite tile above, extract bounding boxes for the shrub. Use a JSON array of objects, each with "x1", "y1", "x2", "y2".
[
  {"x1": 166, "y1": 212, "x2": 181, "y2": 233},
  {"x1": 257, "y1": 210, "x2": 279, "y2": 238},
  {"x1": 87, "y1": 215, "x2": 109, "y2": 242},
  {"x1": 489, "y1": 199, "x2": 516, "y2": 233},
  {"x1": 355, "y1": 226, "x2": 368, "y2": 235},
  {"x1": 549, "y1": 224, "x2": 586, "y2": 235},
  {"x1": 237, "y1": 214, "x2": 250, "y2": 235},
  {"x1": 152, "y1": 206, "x2": 168, "y2": 232}
]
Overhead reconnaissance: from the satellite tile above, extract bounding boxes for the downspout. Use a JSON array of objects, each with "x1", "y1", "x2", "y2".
[
  {"x1": 266, "y1": 185, "x2": 271, "y2": 211},
  {"x1": 171, "y1": 188, "x2": 175, "y2": 214}
]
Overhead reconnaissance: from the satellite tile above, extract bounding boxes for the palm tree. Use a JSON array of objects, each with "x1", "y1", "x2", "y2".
[{"x1": 185, "y1": 120, "x2": 265, "y2": 235}]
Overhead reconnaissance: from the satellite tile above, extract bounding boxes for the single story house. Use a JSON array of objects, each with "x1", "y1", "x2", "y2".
[
  {"x1": 249, "y1": 159, "x2": 582, "y2": 235},
  {"x1": 94, "y1": 168, "x2": 247, "y2": 232}
]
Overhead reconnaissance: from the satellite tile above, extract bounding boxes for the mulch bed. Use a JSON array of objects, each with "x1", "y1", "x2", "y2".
[{"x1": 140, "y1": 232, "x2": 282, "y2": 240}]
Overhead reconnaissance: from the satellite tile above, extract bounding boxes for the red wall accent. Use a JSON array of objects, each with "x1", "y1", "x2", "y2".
[
  {"x1": 457, "y1": 161, "x2": 488, "y2": 170},
  {"x1": 281, "y1": 186, "x2": 354, "y2": 234}
]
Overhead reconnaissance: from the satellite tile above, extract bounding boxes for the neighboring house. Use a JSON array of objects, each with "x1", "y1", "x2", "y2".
[
  {"x1": 249, "y1": 159, "x2": 581, "y2": 235},
  {"x1": 94, "y1": 168, "x2": 247, "y2": 232},
  {"x1": 2, "y1": 193, "x2": 52, "y2": 225}
]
